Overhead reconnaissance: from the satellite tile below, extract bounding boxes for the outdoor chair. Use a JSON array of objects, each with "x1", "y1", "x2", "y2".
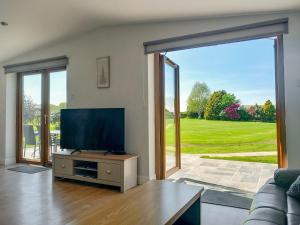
[{"x1": 23, "y1": 125, "x2": 40, "y2": 158}]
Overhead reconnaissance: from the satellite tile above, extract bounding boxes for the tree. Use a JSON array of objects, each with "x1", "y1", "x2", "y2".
[
  {"x1": 50, "y1": 102, "x2": 67, "y2": 130},
  {"x1": 23, "y1": 95, "x2": 40, "y2": 126},
  {"x1": 247, "y1": 105, "x2": 256, "y2": 120},
  {"x1": 218, "y1": 93, "x2": 237, "y2": 110},
  {"x1": 204, "y1": 90, "x2": 238, "y2": 120},
  {"x1": 187, "y1": 82, "x2": 210, "y2": 118},
  {"x1": 253, "y1": 104, "x2": 263, "y2": 120},
  {"x1": 224, "y1": 103, "x2": 240, "y2": 120},
  {"x1": 262, "y1": 100, "x2": 276, "y2": 122},
  {"x1": 238, "y1": 105, "x2": 250, "y2": 121},
  {"x1": 204, "y1": 91, "x2": 225, "y2": 120}
]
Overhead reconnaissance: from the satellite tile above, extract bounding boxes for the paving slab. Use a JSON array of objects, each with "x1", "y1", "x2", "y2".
[{"x1": 169, "y1": 153, "x2": 277, "y2": 193}]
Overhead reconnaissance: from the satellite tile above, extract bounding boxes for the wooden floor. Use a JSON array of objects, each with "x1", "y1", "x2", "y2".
[{"x1": 0, "y1": 166, "x2": 248, "y2": 225}]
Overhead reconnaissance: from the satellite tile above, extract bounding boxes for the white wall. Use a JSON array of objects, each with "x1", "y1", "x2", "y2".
[
  {"x1": 282, "y1": 13, "x2": 300, "y2": 168},
  {"x1": 5, "y1": 74, "x2": 17, "y2": 165},
  {"x1": 0, "y1": 66, "x2": 6, "y2": 164},
  {"x1": 147, "y1": 54, "x2": 156, "y2": 180},
  {"x1": 0, "y1": 71, "x2": 17, "y2": 165},
  {"x1": 0, "y1": 12, "x2": 300, "y2": 179}
]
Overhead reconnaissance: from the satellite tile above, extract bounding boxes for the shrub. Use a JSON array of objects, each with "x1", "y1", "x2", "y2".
[
  {"x1": 247, "y1": 106, "x2": 256, "y2": 120},
  {"x1": 187, "y1": 111, "x2": 198, "y2": 118},
  {"x1": 224, "y1": 103, "x2": 240, "y2": 120},
  {"x1": 262, "y1": 100, "x2": 276, "y2": 122},
  {"x1": 164, "y1": 109, "x2": 174, "y2": 119},
  {"x1": 253, "y1": 104, "x2": 263, "y2": 121},
  {"x1": 239, "y1": 106, "x2": 250, "y2": 121},
  {"x1": 219, "y1": 110, "x2": 227, "y2": 120},
  {"x1": 180, "y1": 112, "x2": 188, "y2": 118}
]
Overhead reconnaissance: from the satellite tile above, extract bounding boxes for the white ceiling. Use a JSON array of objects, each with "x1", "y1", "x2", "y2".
[{"x1": 1, "y1": 0, "x2": 300, "y2": 63}]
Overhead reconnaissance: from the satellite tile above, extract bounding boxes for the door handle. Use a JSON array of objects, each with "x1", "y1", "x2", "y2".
[{"x1": 44, "y1": 115, "x2": 49, "y2": 125}]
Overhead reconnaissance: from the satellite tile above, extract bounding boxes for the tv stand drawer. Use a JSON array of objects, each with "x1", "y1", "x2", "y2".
[
  {"x1": 99, "y1": 163, "x2": 121, "y2": 183},
  {"x1": 54, "y1": 158, "x2": 73, "y2": 176}
]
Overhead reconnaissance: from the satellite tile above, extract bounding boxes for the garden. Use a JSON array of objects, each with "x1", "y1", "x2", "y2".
[
  {"x1": 24, "y1": 95, "x2": 66, "y2": 132},
  {"x1": 165, "y1": 82, "x2": 277, "y2": 164}
]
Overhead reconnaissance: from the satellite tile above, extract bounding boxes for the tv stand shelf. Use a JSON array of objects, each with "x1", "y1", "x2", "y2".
[{"x1": 52, "y1": 150, "x2": 138, "y2": 192}]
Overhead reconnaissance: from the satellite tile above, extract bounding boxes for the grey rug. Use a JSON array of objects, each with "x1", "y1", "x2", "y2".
[
  {"x1": 201, "y1": 189, "x2": 253, "y2": 210},
  {"x1": 8, "y1": 165, "x2": 49, "y2": 174}
]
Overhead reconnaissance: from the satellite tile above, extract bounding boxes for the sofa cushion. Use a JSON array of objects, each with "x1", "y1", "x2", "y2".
[
  {"x1": 244, "y1": 208, "x2": 286, "y2": 225},
  {"x1": 244, "y1": 220, "x2": 281, "y2": 225},
  {"x1": 287, "y1": 176, "x2": 300, "y2": 200},
  {"x1": 266, "y1": 178, "x2": 276, "y2": 185},
  {"x1": 274, "y1": 169, "x2": 300, "y2": 190},
  {"x1": 258, "y1": 183, "x2": 286, "y2": 196},
  {"x1": 251, "y1": 192, "x2": 287, "y2": 213},
  {"x1": 287, "y1": 214, "x2": 300, "y2": 225},
  {"x1": 287, "y1": 196, "x2": 300, "y2": 216}
]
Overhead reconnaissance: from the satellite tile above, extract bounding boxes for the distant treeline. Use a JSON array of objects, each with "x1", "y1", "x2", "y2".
[{"x1": 181, "y1": 82, "x2": 276, "y2": 122}]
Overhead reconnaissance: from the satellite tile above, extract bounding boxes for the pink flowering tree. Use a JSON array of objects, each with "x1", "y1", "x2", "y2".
[{"x1": 224, "y1": 103, "x2": 240, "y2": 120}]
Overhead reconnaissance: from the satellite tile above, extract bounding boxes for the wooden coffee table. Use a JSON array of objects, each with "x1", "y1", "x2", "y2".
[{"x1": 69, "y1": 180, "x2": 203, "y2": 225}]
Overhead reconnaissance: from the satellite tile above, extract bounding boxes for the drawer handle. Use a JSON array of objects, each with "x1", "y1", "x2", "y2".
[
  {"x1": 106, "y1": 170, "x2": 111, "y2": 174},
  {"x1": 61, "y1": 164, "x2": 65, "y2": 168}
]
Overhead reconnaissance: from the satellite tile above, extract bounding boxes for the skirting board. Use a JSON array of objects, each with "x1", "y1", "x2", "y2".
[
  {"x1": 2, "y1": 157, "x2": 16, "y2": 165},
  {"x1": 138, "y1": 173, "x2": 156, "y2": 184}
]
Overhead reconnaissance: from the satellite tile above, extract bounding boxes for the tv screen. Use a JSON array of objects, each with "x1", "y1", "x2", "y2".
[{"x1": 60, "y1": 108, "x2": 125, "y2": 153}]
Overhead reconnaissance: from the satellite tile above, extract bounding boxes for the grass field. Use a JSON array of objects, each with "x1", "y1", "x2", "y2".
[
  {"x1": 201, "y1": 155, "x2": 277, "y2": 164},
  {"x1": 166, "y1": 118, "x2": 277, "y2": 154}
]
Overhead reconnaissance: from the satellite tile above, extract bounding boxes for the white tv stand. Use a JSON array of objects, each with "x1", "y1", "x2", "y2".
[{"x1": 52, "y1": 150, "x2": 138, "y2": 192}]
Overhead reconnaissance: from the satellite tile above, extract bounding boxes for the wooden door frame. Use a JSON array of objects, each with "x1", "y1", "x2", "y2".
[
  {"x1": 165, "y1": 57, "x2": 181, "y2": 178},
  {"x1": 16, "y1": 67, "x2": 66, "y2": 166},
  {"x1": 16, "y1": 71, "x2": 45, "y2": 165},
  {"x1": 154, "y1": 35, "x2": 287, "y2": 179},
  {"x1": 154, "y1": 53, "x2": 181, "y2": 179},
  {"x1": 154, "y1": 53, "x2": 165, "y2": 179},
  {"x1": 275, "y1": 35, "x2": 287, "y2": 168},
  {"x1": 16, "y1": 74, "x2": 23, "y2": 164}
]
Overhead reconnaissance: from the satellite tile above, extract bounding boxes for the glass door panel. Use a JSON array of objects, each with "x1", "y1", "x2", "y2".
[
  {"x1": 21, "y1": 74, "x2": 42, "y2": 162},
  {"x1": 48, "y1": 70, "x2": 67, "y2": 162},
  {"x1": 163, "y1": 56, "x2": 180, "y2": 177},
  {"x1": 165, "y1": 63, "x2": 177, "y2": 171}
]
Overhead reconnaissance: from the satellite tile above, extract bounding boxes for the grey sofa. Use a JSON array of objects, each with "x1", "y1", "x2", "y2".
[{"x1": 244, "y1": 176, "x2": 300, "y2": 225}]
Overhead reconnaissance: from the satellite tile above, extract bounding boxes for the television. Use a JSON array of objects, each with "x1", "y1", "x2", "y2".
[{"x1": 60, "y1": 108, "x2": 125, "y2": 153}]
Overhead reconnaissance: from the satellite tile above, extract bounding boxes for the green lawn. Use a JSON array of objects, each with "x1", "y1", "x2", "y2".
[
  {"x1": 201, "y1": 155, "x2": 277, "y2": 164},
  {"x1": 166, "y1": 118, "x2": 277, "y2": 154}
]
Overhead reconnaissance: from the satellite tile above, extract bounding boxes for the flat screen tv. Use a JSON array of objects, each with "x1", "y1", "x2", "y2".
[{"x1": 60, "y1": 108, "x2": 125, "y2": 153}]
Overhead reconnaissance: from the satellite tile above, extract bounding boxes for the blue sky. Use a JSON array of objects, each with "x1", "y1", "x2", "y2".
[
  {"x1": 166, "y1": 38, "x2": 276, "y2": 112},
  {"x1": 24, "y1": 71, "x2": 66, "y2": 105}
]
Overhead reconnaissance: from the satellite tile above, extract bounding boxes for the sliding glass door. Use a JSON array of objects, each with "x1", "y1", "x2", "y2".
[{"x1": 17, "y1": 68, "x2": 66, "y2": 165}]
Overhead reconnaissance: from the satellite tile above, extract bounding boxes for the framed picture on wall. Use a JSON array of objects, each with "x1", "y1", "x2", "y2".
[{"x1": 97, "y1": 56, "x2": 110, "y2": 88}]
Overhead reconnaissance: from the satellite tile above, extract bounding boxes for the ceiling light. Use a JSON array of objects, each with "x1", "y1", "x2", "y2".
[{"x1": 1, "y1": 21, "x2": 8, "y2": 26}]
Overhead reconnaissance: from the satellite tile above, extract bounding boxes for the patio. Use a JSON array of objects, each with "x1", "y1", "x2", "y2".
[
  {"x1": 169, "y1": 153, "x2": 277, "y2": 193},
  {"x1": 22, "y1": 144, "x2": 59, "y2": 161}
]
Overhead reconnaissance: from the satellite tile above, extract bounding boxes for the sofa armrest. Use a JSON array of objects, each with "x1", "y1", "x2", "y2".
[{"x1": 274, "y1": 168, "x2": 300, "y2": 189}]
